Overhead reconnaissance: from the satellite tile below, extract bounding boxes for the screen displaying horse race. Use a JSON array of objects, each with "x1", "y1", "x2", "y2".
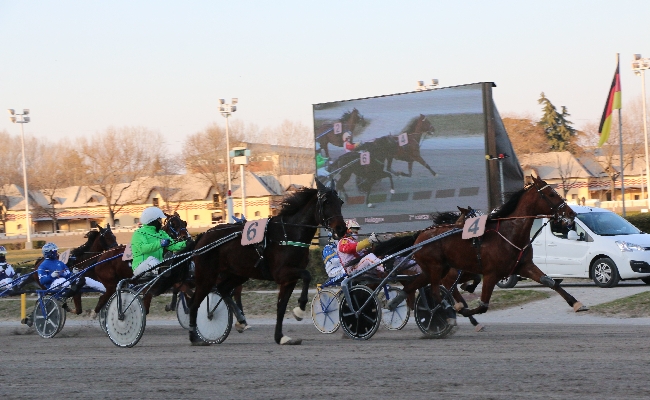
[{"x1": 313, "y1": 83, "x2": 491, "y2": 233}]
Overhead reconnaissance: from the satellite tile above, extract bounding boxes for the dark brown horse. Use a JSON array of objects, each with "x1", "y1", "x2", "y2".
[
  {"x1": 188, "y1": 179, "x2": 347, "y2": 345},
  {"x1": 401, "y1": 176, "x2": 587, "y2": 333},
  {"x1": 379, "y1": 114, "x2": 437, "y2": 177},
  {"x1": 316, "y1": 108, "x2": 367, "y2": 159}
]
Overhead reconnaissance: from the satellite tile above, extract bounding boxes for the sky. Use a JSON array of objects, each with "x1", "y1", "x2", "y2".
[{"x1": 1, "y1": 1, "x2": 649, "y2": 152}]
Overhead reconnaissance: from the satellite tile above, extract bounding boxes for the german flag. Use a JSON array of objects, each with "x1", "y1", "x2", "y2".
[{"x1": 598, "y1": 56, "x2": 622, "y2": 147}]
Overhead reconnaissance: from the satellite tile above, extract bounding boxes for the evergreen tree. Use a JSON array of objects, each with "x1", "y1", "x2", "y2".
[{"x1": 537, "y1": 93, "x2": 576, "y2": 151}]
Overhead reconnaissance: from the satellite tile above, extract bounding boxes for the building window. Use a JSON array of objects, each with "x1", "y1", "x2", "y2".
[
  {"x1": 153, "y1": 198, "x2": 159, "y2": 207},
  {"x1": 17, "y1": 224, "x2": 22, "y2": 230},
  {"x1": 571, "y1": 194, "x2": 577, "y2": 200},
  {"x1": 213, "y1": 193, "x2": 221, "y2": 208},
  {"x1": 114, "y1": 219, "x2": 120, "y2": 226},
  {"x1": 235, "y1": 213, "x2": 240, "y2": 218},
  {"x1": 194, "y1": 215, "x2": 200, "y2": 221},
  {"x1": 635, "y1": 195, "x2": 640, "y2": 200},
  {"x1": 211, "y1": 212, "x2": 222, "y2": 223},
  {"x1": 255, "y1": 211, "x2": 261, "y2": 217}
]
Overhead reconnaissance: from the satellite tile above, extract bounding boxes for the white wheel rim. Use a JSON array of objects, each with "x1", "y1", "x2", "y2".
[
  {"x1": 311, "y1": 290, "x2": 340, "y2": 334},
  {"x1": 381, "y1": 299, "x2": 408, "y2": 330},
  {"x1": 34, "y1": 300, "x2": 63, "y2": 338},
  {"x1": 176, "y1": 295, "x2": 192, "y2": 330},
  {"x1": 106, "y1": 290, "x2": 145, "y2": 347},
  {"x1": 196, "y1": 292, "x2": 231, "y2": 342}
]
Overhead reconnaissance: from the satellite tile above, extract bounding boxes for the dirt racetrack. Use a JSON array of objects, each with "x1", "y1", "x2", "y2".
[{"x1": 2, "y1": 321, "x2": 649, "y2": 399}]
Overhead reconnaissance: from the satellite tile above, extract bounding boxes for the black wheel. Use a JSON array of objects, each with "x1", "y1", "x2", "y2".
[
  {"x1": 496, "y1": 275, "x2": 518, "y2": 289},
  {"x1": 642, "y1": 277, "x2": 650, "y2": 285},
  {"x1": 414, "y1": 286, "x2": 457, "y2": 339},
  {"x1": 196, "y1": 292, "x2": 233, "y2": 344},
  {"x1": 377, "y1": 287, "x2": 410, "y2": 330},
  {"x1": 591, "y1": 257, "x2": 620, "y2": 288},
  {"x1": 105, "y1": 289, "x2": 146, "y2": 348},
  {"x1": 339, "y1": 285, "x2": 381, "y2": 340},
  {"x1": 311, "y1": 289, "x2": 341, "y2": 334},
  {"x1": 176, "y1": 293, "x2": 192, "y2": 331},
  {"x1": 33, "y1": 298, "x2": 66, "y2": 339}
]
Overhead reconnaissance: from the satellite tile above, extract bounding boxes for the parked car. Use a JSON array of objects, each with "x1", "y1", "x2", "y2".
[{"x1": 497, "y1": 205, "x2": 650, "y2": 288}]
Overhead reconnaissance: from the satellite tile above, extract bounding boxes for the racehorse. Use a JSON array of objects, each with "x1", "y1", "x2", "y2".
[
  {"x1": 401, "y1": 176, "x2": 588, "y2": 330},
  {"x1": 316, "y1": 108, "x2": 367, "y2": 159},
  {"x1": 85, "y1": 214, "x2": 192, "y2": 317},
  {"x1": 187, "y1": 179, "x2": 346, "y2": 345},
  {"x1": 374, "y1": 114, "x2": 437, "y2": 178},
  {"x1": 328, "y1": 140, "x2": 395, "y2": 207}
]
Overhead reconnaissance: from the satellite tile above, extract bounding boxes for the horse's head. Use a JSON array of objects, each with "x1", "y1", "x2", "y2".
[
  {"x1": 315, "y1": 178, "x2": 346, "y2": 239},
  {"x1": 530, "y1": 176, "x2": 576, "y2": 223},
  {"x1": 97, "y1": 223, "x2": 119, "y2": 249},
  {"x1": 163, "y1": 212, "x2": 190, "y2": 240}
]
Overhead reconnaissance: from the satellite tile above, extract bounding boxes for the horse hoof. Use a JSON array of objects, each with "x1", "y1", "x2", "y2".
[
  {"x1": 447, "y1": 318, "x2": 457, "y2": 327},
  {"x1": 164, "y1": 305, "x2": 172, "y2": 312},
  {"x1": 292, "y1": 306, "x2": 306, "y2": 321},
  {"x1": 189, "y1": 330, "x2": 211, "y2": 346},
  {"x1": 390, "y1": 189, "x2": 395, "y2": 194},
  {"x1": 573, "y1": 302, "x2": 589, "y2": 312},
  {"x1": 280, "y1": 336, "x2": 302, "y2": 345},
  {"x1": 475, "y1": 324, "x2": 486, "y2": 332},
  {"x1": 367, "y1": 203, "x2": 375, "y2": 208},
  {"x1": 453, "y1": 303, "x2": 464, "y2": 312},
  {"x1": 90, "y1": 310, "x2": 98, "y2": 319},
  {"x1": 235, "y1": 322, "x2": 249, "y2": 333}
]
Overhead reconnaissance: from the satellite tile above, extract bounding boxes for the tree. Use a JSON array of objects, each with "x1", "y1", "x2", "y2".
[
  {"x1": 79, "y1": 126, "x2": 164, "y2": 225},
  {"x1": 501, "y1": 113, "x2": 550, "y2": 156},
  {"x1": 538, "y1": 93, "x2": 576, "y2": 151},
  {"x1": 553, "y1": 152, "x2": 581, "y2": 199}
]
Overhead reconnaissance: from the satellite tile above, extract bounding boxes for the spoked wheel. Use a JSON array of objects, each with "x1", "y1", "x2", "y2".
[
  {"x1": 311, "y1": 289, "x2": 341, "y2": 334},
  {"x1": 105, "y1": 289, "x2": 146, "y2": 348},
  {"x1": 176, "y1": 293, "x2": 192, "y2": 331},
  {"x1": 377, "y1": 287, "x2": 410, "y2": 330},
  {"x1": 196, "y1": 292, "x2": 233, "y2": 344},
  {"x1": 33, "y1": 298, "x2": 66, "y2": 339},
  {"x1": 339, "y1": 285, "x2": 381, "y2": 340},
  {"x1": 98, "y1": 293, "x2": 115, "y2": 336},
  {"x1": 414, "y1": 285, "x2": 457, "y2": 339}
]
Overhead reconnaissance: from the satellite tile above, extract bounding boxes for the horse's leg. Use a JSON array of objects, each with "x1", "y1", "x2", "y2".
[
  {"x1": 457, "y1": 273, "x2": 499, "y2": 318},
  {"x1": 188, "y1": 278, "x2": 212, "y2": 345},
  {"x1": 233, "y1": 285, "x2": 244, "y2": 316},
  {"x1": 291, "y1": 269, "x2": 311, "y2": 321},
  {"x1": 517, "y1": 262, "x2": 589, "y2": 312},
  {"x1": 165, "y1": 286, "x2": 179, "y2": 312},
  {"x1": 443, "y1": 271, "x2": 485, "y2": 332},
  {"x1": 93, "y1": 283, "x2": 116, "y2": 318},
  {"x1": 460, "y1": 273, "x2": 482, "y2": 293},
  {"x1": 217, "y1": 277, "x2": 249, "y2": 332},
  {"x1": 413, "y1": 154, "x2": 437, "y2": 177},
  {"x1": 142, "y1": 293, "x2": 153, "y2": 315},
  {"x1": 275, "y1": 279, "x2": 302, "y2": 345}
]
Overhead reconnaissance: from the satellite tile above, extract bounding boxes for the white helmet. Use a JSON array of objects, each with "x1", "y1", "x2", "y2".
[
  {"x1": 140, "y1": 207, "x2": 166, "y2": 225},
  {"x1": 346, "y1": 219, "x2": 361, "y2": 230}
]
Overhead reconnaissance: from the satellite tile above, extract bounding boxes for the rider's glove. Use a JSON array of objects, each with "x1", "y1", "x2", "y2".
[
  {"x1": 72, "y1": 267, "x2": 80, "y2": 274},
  {"x1": 51, "y1": 271, "x2": 60, "y2": 278},
  {"x1": 160, "y1": 239, "x2": 171, "y2": 248},
  {"x1": 368, "y1": 232, "x2": 379, "y2": 244}
]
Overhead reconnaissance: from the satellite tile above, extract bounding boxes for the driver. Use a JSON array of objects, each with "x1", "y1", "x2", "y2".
[
  {"x1": 37, "y1": 242, "x2": 106, "y2": 292},
  {"x1": 337, "y1": 219, "x2": 382, "y2": 275},
  {"x1": 131, "y1": 207, "x2": 190, "y2": 277},
  {"x1": 0, "y1": 246, "x2": 16, "y2": 291}
]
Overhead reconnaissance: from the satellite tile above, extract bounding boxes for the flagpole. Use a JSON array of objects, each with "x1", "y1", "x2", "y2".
[{"x1": 616, "y1": 53, "x2": 626, "y2": 217}]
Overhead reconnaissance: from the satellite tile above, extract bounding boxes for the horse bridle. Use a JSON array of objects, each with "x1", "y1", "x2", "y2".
[
  {"x1": 98, "y1": 226, "x2": 118, "y2": 249},
  {"x1": 164, "y1": 215, "x2": 189, "y2": 240},
  {"x1": 532, "y1": 181, "x2": 570, "y2": 222},
  {"x1": 317, "y1": 188, "x2": 344, "y2": 231}
]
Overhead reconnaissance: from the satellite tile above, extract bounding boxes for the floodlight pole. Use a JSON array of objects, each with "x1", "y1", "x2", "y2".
[
  {"x1": 8, "y1": 109, "x2": 32, "y2": 249},
  {"x1": 633, "y1": 54, "x2": 650, "y2": 210},
  {"x1": 486, "y1": 153, "x2": 508, "y2": 204},
  {"x1": 219, "y1": 98, "x2": 238, "y2": 223}
]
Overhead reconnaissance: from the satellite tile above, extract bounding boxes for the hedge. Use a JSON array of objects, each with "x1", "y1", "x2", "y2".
[
  {"x1": 2, "y1": 240, "x2": 46, "y2": 251},
  {"x1": 624, "y1": 213, "x2": 650, "y2": 233}
]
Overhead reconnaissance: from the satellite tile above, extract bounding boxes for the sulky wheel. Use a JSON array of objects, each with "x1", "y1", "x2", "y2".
[
  {"x1": 377, "y1": 287, "x2": 410, "y2": 331},
  {"x1": 196, "y1": 292, "x2": 233, "y2": 344},
  {"x1": 414, "y1": 285, "x2": 457, "y2": 339},
  {"x1": 105, "y1": 289, "x2": 146, "y2": 348},
  {"x1": 339, "y1": 285, "x2": 382, "y2": 340},
  {"x1": 311, "y1": 289, "x2": 341, "y2": 334},
  {"x1": 98, "y1": 293, "x2": 115, "y2": 336},
  {"x1": 33, "y1": 298, "x2": 66, "y2": 339},
  {"x1": 176, "y1": 293, "x2": 192, "y2": 331}
]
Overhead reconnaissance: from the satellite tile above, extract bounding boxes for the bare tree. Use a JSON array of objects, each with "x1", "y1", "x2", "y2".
[
  {"x1": 79, "y1": 126, "x2": 164, "y2": 225},
  {"x1": 553, "y1": 152, "x2": 581, "y2": 199},
  {"x1": 501, "y1": 113, "x2": 550, "y2": 156}
]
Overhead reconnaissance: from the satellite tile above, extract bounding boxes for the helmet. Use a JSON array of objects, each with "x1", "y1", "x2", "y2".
[
  {"x1": 140, "y1": 207, "x2": 166, "y2": 225},
  {"x1": 42, "y1": 242, "x2": 58, "y2": 260},
  {"x1": 0, "y1": 246, "x2": 6, "y2": 256},
  {"x1": 346, "y1": 219, "x2": 361, "y2": 230}
]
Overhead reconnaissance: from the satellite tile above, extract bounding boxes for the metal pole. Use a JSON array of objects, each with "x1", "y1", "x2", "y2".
[
  {"x1": 619, "y1": 108, "x2": 626, "y2": 217},
  {"x1": 19, "y1": 121, "x2": 32, "y2": 249},
  {"x1": 641, "y1": 70, "x2": 650, "y2": 210},
  {"x1": 225, "y1": 113, "x2": 234, "y2": 223},
  {"x1": 498, "y1": 158, "x2": 505, "y2": 204},
  {"x1": 240, "y1": 164, "x2": 246, "y2": 219}
]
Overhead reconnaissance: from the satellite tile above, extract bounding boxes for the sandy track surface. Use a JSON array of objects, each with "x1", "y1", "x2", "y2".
[{"x1": 2, "y1": 320, "x2": 649, "y2": 399}]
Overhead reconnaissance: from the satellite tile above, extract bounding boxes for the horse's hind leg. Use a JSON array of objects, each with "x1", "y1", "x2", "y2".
[
  {"x1": 412, "y1": 155, "x2": 437, "y2": 177},
  {"x1": 456, "y1": 274, "x2": 498, "y2": 318},
  {"x1": 165, "y1": 286, "x2": 179, "y2": 312},
  {"x1": 233, "y1": 285, "x2": 244, "y2": 316},
  {"x1": 291, "y1": 269, "x2": 311, "y2": 322},
  {"x1": 518, "y1": 262, "x2": 589, "y2": 312}
]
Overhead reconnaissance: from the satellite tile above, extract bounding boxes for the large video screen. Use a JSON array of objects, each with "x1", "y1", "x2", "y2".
[{"x1": 314, "y1": 83, "x2": 489, "y2": 233}]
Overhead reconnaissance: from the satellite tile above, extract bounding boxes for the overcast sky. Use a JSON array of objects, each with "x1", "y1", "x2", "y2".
[{"x1": 1, "y1": 1, "x2": 648, "y2": 150}]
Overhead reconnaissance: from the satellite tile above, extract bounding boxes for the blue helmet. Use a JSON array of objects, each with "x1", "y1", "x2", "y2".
[{"x1": 42, "y1": 243, "x2": 58, "y2": 260}]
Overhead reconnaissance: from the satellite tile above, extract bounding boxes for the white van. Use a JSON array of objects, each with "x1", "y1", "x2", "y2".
[{"x1": 498, "y1": 205, "x2": 650, "y2": 288}]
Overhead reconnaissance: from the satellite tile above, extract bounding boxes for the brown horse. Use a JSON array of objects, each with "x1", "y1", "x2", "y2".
[
  {"x1": 377, "y1": 114, "x2": 437, "y2": 178},
  {"x1": 316, "y1": 108, "x2": 367, "y2": 158},
  {"x1": 401, "y1": 176, "x2": 587, "y2": 334},
  {"x1": 188, "y1": 179, "x2": 347, "y2": 345}
]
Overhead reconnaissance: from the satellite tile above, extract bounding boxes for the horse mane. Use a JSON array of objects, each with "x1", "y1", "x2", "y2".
[
  {"x1": 489, "y1": 185, "x2": 530, "y2": 220},
  {"x1": 72, "y1": 230, "x2": 99, "y2": 256},
  {"x1": 432, "y1": 211, "x2": 461, "y2": 225},
  {"x1": 277, "y1": 188, "x2": 318, "y2": 217},
  {"x1": 405, "y1": 114, "x2": 427, "y2": 133},
  {"x1": 373, "y1": 233, "x2": 419, "y2": 258}
]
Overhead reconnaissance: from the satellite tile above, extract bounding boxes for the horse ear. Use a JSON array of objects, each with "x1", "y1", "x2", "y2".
[
  {"x1": 315, "y1": 178, "x2": 326, "y2": 191},
  {"x1": 174, "y1": 212, "x2": 180, "y2": 218}
]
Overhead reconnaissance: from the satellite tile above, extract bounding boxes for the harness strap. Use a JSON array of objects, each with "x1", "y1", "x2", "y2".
[{"x1": 279, "y1": 241, "x2": 311, "y2": 248}]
